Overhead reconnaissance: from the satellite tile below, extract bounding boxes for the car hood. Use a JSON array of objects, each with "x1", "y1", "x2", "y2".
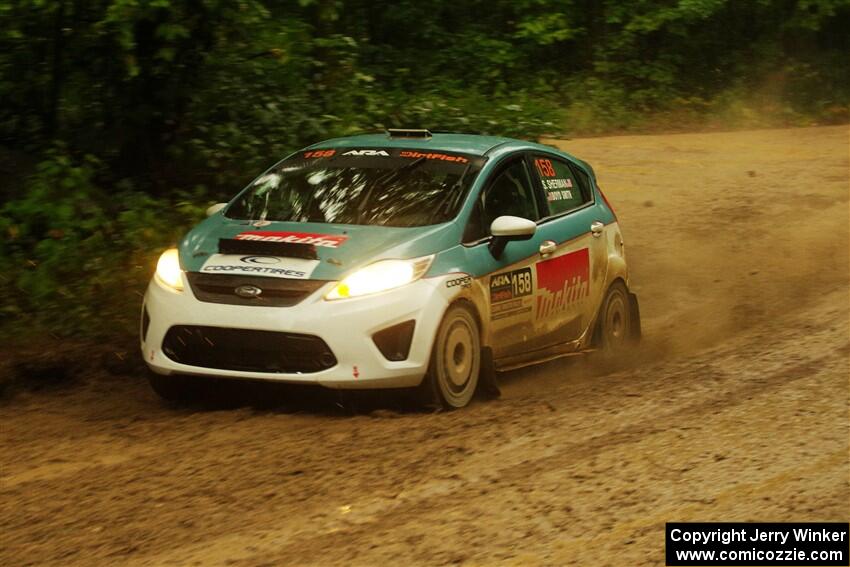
[{"x1": 178, "y1": 216, "x2": 458, "y2": 280}]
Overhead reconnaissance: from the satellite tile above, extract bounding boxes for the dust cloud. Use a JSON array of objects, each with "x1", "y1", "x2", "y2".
[{"x1": 2, "y1": 126, "x2": 848, "y2": 567}]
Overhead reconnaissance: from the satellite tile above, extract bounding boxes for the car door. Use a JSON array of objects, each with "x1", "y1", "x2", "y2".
[
  {"x1": 526, "y1": 153, "x2": 606, "y2": 349},
  {"x1": 462, "y1": 156, "x2": 545, "y2": 360}
]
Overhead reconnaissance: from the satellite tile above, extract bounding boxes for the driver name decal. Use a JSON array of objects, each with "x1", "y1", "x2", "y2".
[
  {"x1": 536, "y1": 248, "x2": 590, "y2": 319},
  {"x1": 235, "y1": 231, "x2": 348, "y2": 249}
]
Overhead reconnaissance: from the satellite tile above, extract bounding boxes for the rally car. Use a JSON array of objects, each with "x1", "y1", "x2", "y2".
[{"x1": 142, "y1": 129, "x2": 640, "y2": 408}]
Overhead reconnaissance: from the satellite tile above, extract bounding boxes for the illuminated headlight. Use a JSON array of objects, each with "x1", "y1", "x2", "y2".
[
  {"x1": 155, "y1": 248, "x2": 184, "y2": 291},
  {"x1": 326, "y1": 255, "x2": 434, "y2": 300}
]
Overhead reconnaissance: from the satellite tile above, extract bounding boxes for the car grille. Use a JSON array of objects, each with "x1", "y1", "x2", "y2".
[
  {"x1": 162, "y1": 325, "x2": 337, "y2": 374},
  {"x1": 186, "y1": 273, "x2": 327, "y2": 307}
]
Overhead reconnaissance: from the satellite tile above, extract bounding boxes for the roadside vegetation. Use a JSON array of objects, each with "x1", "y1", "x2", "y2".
[{"x1": 1, "y1": 0, "x2": 848, "y2": 340}]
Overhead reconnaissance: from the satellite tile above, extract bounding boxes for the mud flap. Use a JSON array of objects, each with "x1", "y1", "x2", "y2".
[
  {"x1": 476, "y1": 346, "x2": 501, "y2": 399},
  {"x1": 628, "y1": 292, "x2": 642, "y2": 343}
]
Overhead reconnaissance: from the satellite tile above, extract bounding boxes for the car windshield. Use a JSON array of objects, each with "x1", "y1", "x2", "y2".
[{"x1": 226, "y1": 148, "x2": 487, "y2": 228}]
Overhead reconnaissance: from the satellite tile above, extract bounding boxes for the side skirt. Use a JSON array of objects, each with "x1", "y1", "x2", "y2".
[
  {"x1": 494, "y1": 339, "x2": 583, "y2": 372},
  {"x1": 496, "y1": 350, "x2": 586, "y2": 373}
]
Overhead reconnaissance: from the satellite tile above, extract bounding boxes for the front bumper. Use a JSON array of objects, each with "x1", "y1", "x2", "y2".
[{"x1": 141, "y1": 273, "x2": 452, "y2": 389}]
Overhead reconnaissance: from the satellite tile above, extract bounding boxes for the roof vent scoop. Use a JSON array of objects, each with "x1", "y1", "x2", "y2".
[{"x1": 386, "y1": 128, "x2": 432, "y2": 139}]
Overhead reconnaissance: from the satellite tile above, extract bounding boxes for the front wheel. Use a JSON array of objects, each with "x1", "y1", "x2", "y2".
[{"x1": 420, "y1": 304, "x2": 481, "y2": 409}]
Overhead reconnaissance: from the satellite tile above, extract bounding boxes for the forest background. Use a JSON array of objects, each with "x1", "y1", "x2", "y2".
[{"x1": 1, "y1": 0, "x2": 847, "y2": 338}]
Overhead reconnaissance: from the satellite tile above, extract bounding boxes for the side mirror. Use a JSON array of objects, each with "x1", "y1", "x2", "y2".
[
  {"x1": 489, "y1": 215, "x2": 536, "y2": 258},
  {"x1": 206, "y1": 203, "x2": 227, "y2": 217}
]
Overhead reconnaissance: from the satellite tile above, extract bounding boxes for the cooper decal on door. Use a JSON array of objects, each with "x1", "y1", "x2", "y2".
[{"x1": 535, "y1": 248, "x2": 590, "y2": 319}]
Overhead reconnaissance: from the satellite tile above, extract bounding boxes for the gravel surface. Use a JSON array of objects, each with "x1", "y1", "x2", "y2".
[{"x1": 2, "y1": 125, "x2": 848, "y2": 566}]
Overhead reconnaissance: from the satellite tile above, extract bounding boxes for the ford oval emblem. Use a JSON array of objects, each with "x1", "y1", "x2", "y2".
[{"x1": 235, "y1": 285, "x2": 263, "y2": 298}]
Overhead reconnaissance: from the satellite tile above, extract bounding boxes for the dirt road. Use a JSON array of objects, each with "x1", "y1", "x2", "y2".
[{"x1": 2, "y1": 125, "x2": 848, "y2": 566}]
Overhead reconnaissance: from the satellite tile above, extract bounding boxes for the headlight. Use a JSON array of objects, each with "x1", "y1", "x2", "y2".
[
  {"x1": 155, "y1": 248, "x2": 184, "y2": 291},
  {"x1": 325, "y1": 255, "x2": 433, "y2": 300}
]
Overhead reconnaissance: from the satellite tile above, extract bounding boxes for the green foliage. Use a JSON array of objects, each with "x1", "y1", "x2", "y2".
[
  {"x1": 3, "y1": 0, "x2": 847, "y2": 164},
  {"x1": 0, "y1": 150, "x2": 206, "y2": 337},
  {"x1": 0, "y1": 0, "x2": 848, "y2": 338}
]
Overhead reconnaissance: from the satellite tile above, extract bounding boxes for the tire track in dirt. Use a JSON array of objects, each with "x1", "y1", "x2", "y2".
[
  {"x1": 1, "y1": 125, "x2": 847, "y2": 567},
  {"x1": 115, "y1": 286, "x2": 848, "y2": 566},
  {"x1": 238, "y1": 331, "x2": 847, "y2": 566}
]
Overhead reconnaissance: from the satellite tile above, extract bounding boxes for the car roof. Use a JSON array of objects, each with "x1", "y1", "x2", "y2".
[
  {"x1": 304, "y1": 131, "x2": 596, "y2": 179},
  {"x1": 307, "y1": 132, "x2": 531, "y2": 156}
]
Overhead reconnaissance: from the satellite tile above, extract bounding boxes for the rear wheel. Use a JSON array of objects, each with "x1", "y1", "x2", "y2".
[
  {"x1": 420, "y1": 304, "x2": 481, "y2": 409},
  {"x1": 147, "y1": 370, "x2": 202, "y2": 403},
  {"x1": 596, "y1": 281, "x2": 635, "y2": 356}
]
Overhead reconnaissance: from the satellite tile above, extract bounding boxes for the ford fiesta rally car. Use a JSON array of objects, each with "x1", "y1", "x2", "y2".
[{"x1": 142, "y1": 129, "x2": 640, "y2": 408}]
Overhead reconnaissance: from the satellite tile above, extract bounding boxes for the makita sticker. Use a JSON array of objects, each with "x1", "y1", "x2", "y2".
[
  {"x1": 536, "y1": 248, "x2": 590, "y2": 319},
  {"x1": 235, "y1": 231, "x2": 348, "y2": 249},
  {"x1": 200, "y1": 254, "x2": 319, "y2": 279}
]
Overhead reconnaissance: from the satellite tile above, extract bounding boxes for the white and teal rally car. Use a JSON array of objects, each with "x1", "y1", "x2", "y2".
[{"x1": 142, "y1": 129, "x2": 640, "y2": 408}]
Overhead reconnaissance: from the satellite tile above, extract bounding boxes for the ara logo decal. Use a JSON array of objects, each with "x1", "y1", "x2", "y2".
[
  {"x1": 489, "y1": 267, "x2": 533, "y2": 320},
  {"x1": 490, "y1": 267, "x2": 532, "y2": 304},
  {"x1": 535, "y1": 248, "x2": 590, "y2": 319},
  {"x1": 342, "y1": 149, "x2": 390, "y2": 156}
]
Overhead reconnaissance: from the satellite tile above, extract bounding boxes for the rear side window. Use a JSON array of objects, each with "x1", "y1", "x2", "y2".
[{"x1": 531, "y1": 155, "x2": 590, "y2": 216}]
